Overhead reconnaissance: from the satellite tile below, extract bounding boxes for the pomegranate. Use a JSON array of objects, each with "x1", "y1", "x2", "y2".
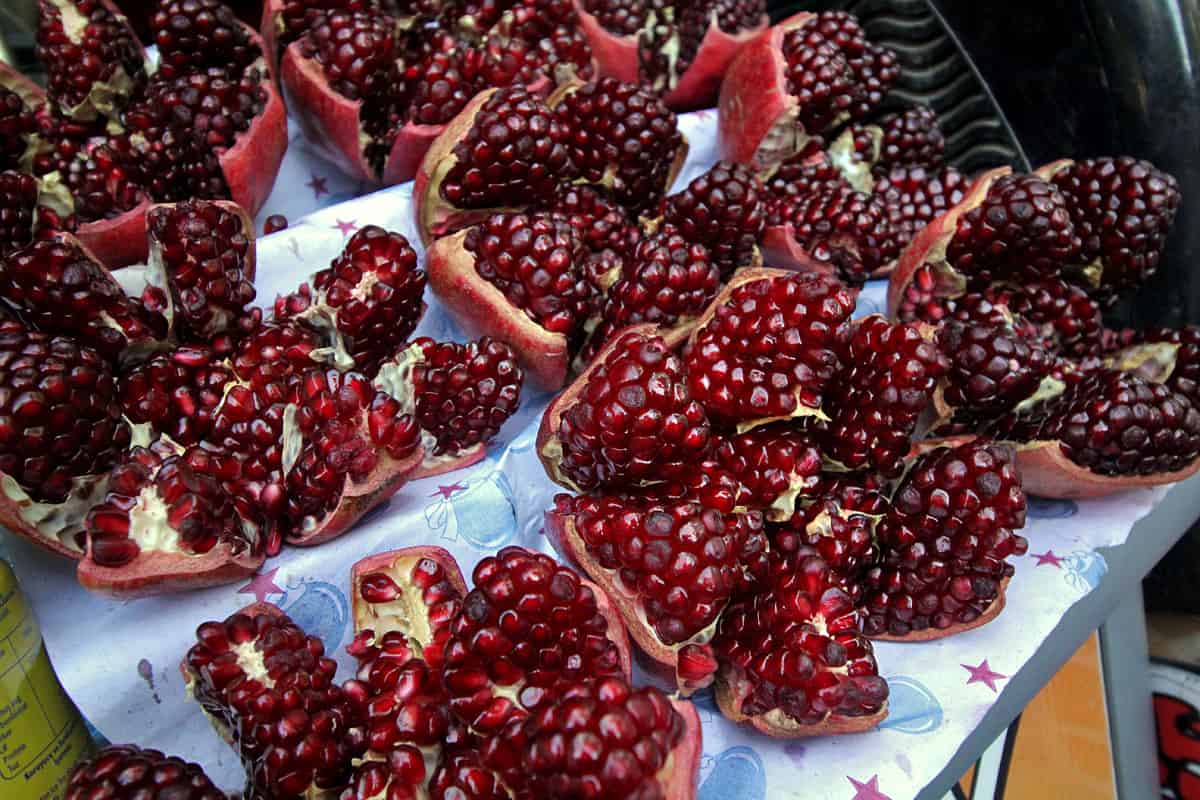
[
  {"x1": 78, "y1": 439, "x2": 264, "y2": 596},
  {"x1": 682, "y1": 268, "x2": 857, "y2": 430},
  {"x1": 538, "y1": 325, "x2": 711, "y2": 493},
  {"x1": 1041, "y1": 156, "x2": 1181, "y2": 300},
  {"x1": 575, "y1": 0, "x2": 768, "y2": 111},
  {"x1": 659, "y1": 160, "x2": 766, "y2": 278},
  {"x1": 183, "y1": 604, "x2": 363, "y2": 798},
  {"x1": 7, "y1": 0, "x2": 285, "y2": 267},
  {"x1": 713, "y1": 547, "x2": 889, "y2": 737},
  {"x1": 414, "y1": 78, "x2": 687, "y2": 245},
  {"x1": 0, "y1": 318, "x2": 130, "y2": 558},
  {"x1": 709, "y1": 425, "x2": 822, "y2": 519},
  {"x1": 992, "y1": 368, "x2": 1200, "y2": 498},
  {"x1": 863, "y1": 440, "x2": 1028, "y2": 640},
  {"x1": 270, "y1": 0, "x2": 595, "y2": 187},
  {"x1": 426, "y1": 211, "x2": 597, "y2": 390},
  {"x1": 545, "y1": 490, "x2": 766, "y2": 693},
  {"x1": 373, "y1": 336, "x2": 524, "y2": 479},
  {"x1": 718, "y1": 11, "x2": 898, "y2": 173},
  {"x1": 275, "y1": 225, "x2": 427, "y2": 376},
  {"x1": 66, "y1": 744, "x2": 226, "y2": 800}
]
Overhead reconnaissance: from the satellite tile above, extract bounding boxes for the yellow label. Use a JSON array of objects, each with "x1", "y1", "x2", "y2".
[{"x1": 0, "y1": 561, "x2": 94, "y2": 800}]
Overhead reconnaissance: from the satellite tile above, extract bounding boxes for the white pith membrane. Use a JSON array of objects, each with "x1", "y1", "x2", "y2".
[
  {"x1": 374, "y1": 344, "x2": 456, "y2": 468},
  {"x1": 357, "y1": 556, "x2": 435, "y2": 659},
  {"x1": 735, "y1": 397, "x2": 831, "y2": 434},
  {"x1": 284, "y1": 299, "x2": 355, "y2": 371},
  {"x1": 1, "y1": 471, "x2": 110, "y2": 553},
  {"x1": 641, "y1": 6, "x2": 681, "y2": 94},
  {"x1": 230, "y1": 638, "x2": 273, "y2": 687},
  {"x1": 752, "y1": 104, "x2": 810, "y2": 170},
  {"x1": 47, "y1": 0, "x2": 140, "y2": 122},
  {"x1": 826, "y1": 126, "x2": 877, "y2": 194},
  {"x1": 1106, "y1": 341, "x2": 1179, "y2": 384}
]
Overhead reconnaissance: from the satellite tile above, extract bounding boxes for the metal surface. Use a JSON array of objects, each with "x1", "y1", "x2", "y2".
[{"x1": 1099, "y1": 586, "x2": 1159, "y2": 799}]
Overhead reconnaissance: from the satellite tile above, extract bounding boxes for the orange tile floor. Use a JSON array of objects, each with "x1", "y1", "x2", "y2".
[{"x1": 956, "y1": 635, "x2": 1116, "y2": 799}]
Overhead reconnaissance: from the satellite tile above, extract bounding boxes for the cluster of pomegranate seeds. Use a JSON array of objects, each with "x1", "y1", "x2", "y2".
[
  {"x1": 937, "y1": 321, "x2": 1052, "y2": 422},
  {"x1": 488, "y1": 677, "x2": 685, "y2": 798},
  {"x1": 714, "y1": 547, "x2": 887, "y2": 725},
  {"x1": 300, "y1": 10, "x2": 398, "y2": 101},
  {"x1": 147, "y1": 200, "x2": 256, "y2": 340},
  {"x1": 1049, "y1": 156, "x2": 1182, "y2": 297},
  {"x1": 85, "y1": 441, "x2": 253, "y2": 566},
  {"x1": 861, "y1": 106, "x2": 946, "y2": 171},
  {"x1": 442, "y1": 546, "x2": 628, "y2": 732},
  {"x1": 66, "y1": 745, "x2": 226, "y2": 800},
  {"x1": 152, "y1": 0, "x2": 256, "y2": 80},
  {"x1": 551, "y1": 492, "x2": 757, "y2": 645},
  {"x1": 276, "y1": 225, "x2": 426, "y2": 375},
  {"x1": 550, "y1": 328, "x2": 711, "y2": 491},
  {"x1": 0, "y1": 236, "x2": 164, "y2": 362},
  {"x1": 709, "y1": 426, "x2": 822, "y2": 516},
  {"x1": 0, "y1": 87, "x2": 37, "y2": 170},
  {"x1": 872, "y1": 165, "x2": 967, "y2": 252},
  {"x1": 999, "y1": 369, "x2": 1200, "y2": 476},
  {"x1": 864, "y1": 441, "x2": 1028, "y2": 638},
  {"x1": 946, "y1": 173, "x2": 1082, "y2": 284},
  {"x1": 556, "y1": 78, "x2": 683, "y2": 211},
  {"x1": 661, "y1": 160, "x2": 765, "y2": 277},
  {"x1": 464, "y1": 212, "x2": 596, "y2": 335},
  {"x1": 36, "y1": 0, "x2": 147, "y2": 114},
  {"x1": 772, "y1": 186, "x2": 899, "y2": 282},
  {"x1": 0, "y1": 319, "x2": 128, "y2": 505},
  {"x1": 589, "y1": 231, "x2": 721, "y2": 348},
  {"x1": 442, "y1": 87, "x2": 572, "y2": 210},
  {"x1": 128, "y1": 66, "x2": 268, "y2": 152},
  {"x1": 0, "y1": 171, "x2": 39, "y2": 256},
  {"x1": 820, "y1": 316, "x2": 948, "y2": 477},
  {"x1": 778, "y1": 482, "x2": 887, "y2": 578},
  {"x1": 684, "y1": 271, "x2": 857, "y2": 427},
  {"x1": 402, "y1": 336, "x2": 524, "y2": 457}
]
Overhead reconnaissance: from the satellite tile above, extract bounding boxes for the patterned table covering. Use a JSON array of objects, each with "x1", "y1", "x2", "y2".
[{"x1": 0, "y1": 110, "x2": 1173, "y2": 800}]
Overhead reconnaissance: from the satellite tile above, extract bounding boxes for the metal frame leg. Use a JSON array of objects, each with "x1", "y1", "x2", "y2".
[{"x1": 1099, "y1": 584, "x2": 1158, "y2": 798}]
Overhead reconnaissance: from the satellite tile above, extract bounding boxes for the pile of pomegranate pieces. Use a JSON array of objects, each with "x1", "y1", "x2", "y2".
[
  {"x1": 0, "y1": 0, "x2": 286, "y2": 267},
  {"x1": 400, "y1": 8, "x2": 1197, "y2": 739},
  {"x1": 0, "y1": 198, "x2": 524, "y2": 597},
  {"x1": 69, "y1": 545, "x2": 702, "y2": 799},
  {"x1": 267, "y1": 0, "x2": 768, "y2": 186}
]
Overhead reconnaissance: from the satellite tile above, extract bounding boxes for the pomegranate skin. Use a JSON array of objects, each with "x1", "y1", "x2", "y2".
[
  {"x1": 1014, "y1": 440, "x2": 1200, "y2": 499},
  {"x1": 663, "y1": 8, "x2": 769, "y2": 112},
  {"x1": 717, "y1": 12, "x2": 816, "y2": 173}
]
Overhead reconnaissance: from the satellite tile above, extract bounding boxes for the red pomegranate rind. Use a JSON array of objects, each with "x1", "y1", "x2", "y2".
[
  {"x1": 885, "y1": 166, "x2": 1012, "y2": 319},
  {"x1": 427, "y1": 229, "x2": 571, "y2": 391},
  {"x1": 1015, "y1": 440, "x2": 1200, "y2": 499},
  {"x1": 279, "y1": 34, "x2": 393, "y2": 183},
  {"x1": 220, "y1": 21, "x2": 288, "y2": 220},
  {"x1": 717, "y1": 12, "x2": 816, "y2": 173},
  {"x1": 661, "y1": 5, "x2": 769, "y2": 112},
  {"x1": 572, "y1": 1, "x2": 641, "y2": 85}
]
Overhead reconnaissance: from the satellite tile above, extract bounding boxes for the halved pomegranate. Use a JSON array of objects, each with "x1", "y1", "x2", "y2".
[
  {"x1": 575, "y1": 0, "x2": 768, "y2": 111},
  {"x1": 10, "y1": 0, "x2": 286, "y2": 267},
  {"x1": 709, "y1": 425, "x2": 822, "y2": 519},
  {"x1": 713, "y1": 547, "x2": 889, "y2": 737},
  {"x1": 425, "y1": 211, "x2": 596, "y2": 390},
  {"x1": 545, "y1": 490, "x2": 765, "y2": 693},
  {"x1": 78, "y1": 439, "x2": 264, "y2": 597},
  {"x1": 718, "y1": 10, "x2": 898, "y2": 172},
  {"x1": 538, "y1": 325, "x2": 711, "y2": 493},
  {"x1": 992, "y1": 367, "x2": 1200, "y2": 498}
]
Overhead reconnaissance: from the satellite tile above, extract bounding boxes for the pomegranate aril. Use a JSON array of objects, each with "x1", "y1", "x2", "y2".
[
  {"x1": 36, "y1": 0, "x2": 146, "y2": 117},
  {"x1": 152, "y1": 0, "x2": 257, "y2": 81},
  {"x1": 65, "y1": 745, "x2": 226, "y2": 800},
  {"x1": 301, "y1": 10, "x2": 398, "y2": 102}
]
